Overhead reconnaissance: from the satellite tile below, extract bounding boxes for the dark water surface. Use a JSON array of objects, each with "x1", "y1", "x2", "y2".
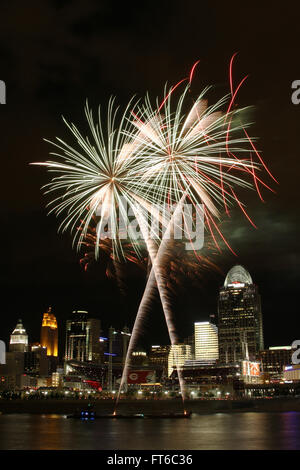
[{"x1": 0, "y1": 412, "x2": 299, "y2": 450}]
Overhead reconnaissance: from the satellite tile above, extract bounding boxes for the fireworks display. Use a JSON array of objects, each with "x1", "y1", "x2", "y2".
[
  {"x1": 125, "y1": 79, "x2": 275, "y2": 254},
  {"x1": 117, "y1": 59, "x2": 276, "y2": 405},
  {"x1": 31, "y1": 98, "x2": 166, "y2": 261},
  {"x1": 32, "y1": 60, "x2": 275, "y2": 261},
  {"x1": 32, "y1": 56, "x2": 276, "y2": 408}
]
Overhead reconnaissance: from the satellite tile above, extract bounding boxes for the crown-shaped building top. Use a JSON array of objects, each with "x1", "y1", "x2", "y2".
[
  {"x1": 9, "y1": 319, "x2": 28, "y2": 352},
  {"x1": 41, "y1": 307, "x2": 58, "y2": 356},
  {"x1": 224, "y1": 265, "x2": 253, "y2": 288},
  {"x1": 41, "y1": 307, "x2": 58, "y2": 329}
]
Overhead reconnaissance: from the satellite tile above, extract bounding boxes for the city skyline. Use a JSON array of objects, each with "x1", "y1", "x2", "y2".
[
  {"x1": 1, "y1": 0, "x2": 300, "y2": 454},
  {"x1": 2, "y1": 262, "x2": 298, "y2": 396},
  {"x1": 1, "y1": 263, "x2": 295, "y2": 357},
  {"x1": 2, "y1": 4, "x2": 300, "y2": 358}
]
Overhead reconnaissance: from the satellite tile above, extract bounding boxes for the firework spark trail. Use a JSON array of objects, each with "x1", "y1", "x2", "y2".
[
  {"x1": 116, "y1": 196, "x2": 188, "y2": 410},
  {"x1": 115, "y1": 68, "x2": 277, "y2": 407},
  {"x1": 32, "y1": 57, "x2": 277, "y2": 411},
  {"x1": 134, "y1": 200, "x2": 189, "y2": 405},
  {"x1": 124, "y1": 71, "x2": 276, "y2": 256},
  {"x1": 31, "y1": 67, "x2": 274, "y2": 264},
  {"x1": 126, "y1": 90, "x2": 255, "y2": 241},
  {"x1": 31, "y1": 98, "x2": 169, "y2": 262},
  {"x1": 116, "y1": 256, "x2": 157, "y2": 404},
  {"x1": 31, "y1": 96, "x2": 191, "y2": 401}
]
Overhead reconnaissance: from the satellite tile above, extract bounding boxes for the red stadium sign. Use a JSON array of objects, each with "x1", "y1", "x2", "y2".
[{"x1": 127, "y1": 370, "x2": 156, "y2": 384}]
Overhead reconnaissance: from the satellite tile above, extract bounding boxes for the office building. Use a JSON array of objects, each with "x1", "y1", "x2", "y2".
[
  {"x1": 52, "y1": 370, "x2": 63, "y2": 388},
  {"x1": 9, "y1": 319, "x2": 28, "y2": 353},
  {"x1": 86, "y1": 318, "x2": 102, "y2": 362},
  {"x1": 184, "y1": 334, "x2": 195, "y2": 357},
  {"x1": 194, "y1": 321, "x2": 218, "y2": 363},
  {"x1": 106, "y1": 326, "x2": 131, "y2": 363},
  {"x1": 40, "y1": 307, "x2": 58, "y2": 357},
  {"x1": 260, "y1": 346, "x2": 293, "y2": 380},
  {"x1": 131, "y1": 349, "x2": 148, "y2": 366},
  {"x1": 65, "y1": 310, "x2": 101, "y2": 363},
  {"x1": 218, "y1": 265, "x2": 264, "y2": 363},
  {"x1": 168, "y1": 344, "x2": 192, "y2": 377},
  {"x1": 149, "y1": 345, "x2": 170, "y2": 373},
  {"x1": 24, "y1": 345, "x2": 49, "y2": 377},
  {"x1": 283, "y1": 364, "x2": 300, "y2": 382}
]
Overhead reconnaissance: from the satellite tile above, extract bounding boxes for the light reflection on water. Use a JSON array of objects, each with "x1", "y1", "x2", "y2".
[{"x1": 0, "y1": 412, "x2": 299, "y2": 450}]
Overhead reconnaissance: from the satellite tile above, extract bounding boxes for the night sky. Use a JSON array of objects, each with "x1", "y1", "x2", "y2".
[{"x1": 1, "y1": 1, "x2": 300, "y2": 355}]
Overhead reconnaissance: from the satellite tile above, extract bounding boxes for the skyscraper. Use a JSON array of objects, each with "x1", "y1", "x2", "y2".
[
  {"x1": 149, "y1": 345, "x2": 170, "y2": 372},
  {"x1": 40, "y1": 307, "x2": 58, "y2": 357},
  {"x1": 260, "y1": 346, "x2": 293, "y2": 380},
  {"x1": 218, "y1": 265, "x2": 264, "y2": 364},
  {"x1": 24, "y1": 345, "x2": 49, "y2": 377},
  {"x1": 194, "y1": 321, "x2": 219, "y2": 363},
  {"x1": 9, "y1": 319, "x2": 28, "y2": 352},
  {"x1": 168, "y1": 344, "x2": 192, "y2": 377},
  {"x1": 65, "y1": 310, "x2": 101, "y2": 363},
  {"x1": 86, "y1": 318, "x2": 102, "y2": 362},
  {"x1": 65, "y1": 310, "x2": 87, "y2": 362}
]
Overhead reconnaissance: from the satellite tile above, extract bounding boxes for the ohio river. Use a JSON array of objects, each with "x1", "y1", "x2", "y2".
[{"x1": 0, "y1": 412, "x2": 300, "y2": 449}]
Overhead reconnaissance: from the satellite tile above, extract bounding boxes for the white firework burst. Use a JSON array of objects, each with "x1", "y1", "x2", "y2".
[{"x1": 32, "y1": 98, "x2": 169, "y2": 260}]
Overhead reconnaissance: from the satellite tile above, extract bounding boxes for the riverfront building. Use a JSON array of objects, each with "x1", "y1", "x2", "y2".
[
  {"x1": 218, "y1": 265, "x2": 264, "y2": 363},
  {"x1": 40, "y1": 307, "x2": 58, "y2": 357},
  {"x1": 168, "y1": 344, "x2": 192, "y2": 377},
  {"x1": 260, "y1": 346, "x2": 293, "y2": 380},
  {"x1": 65, "y1": 310, "x2": 101, "y2": 363},
  {"x1": 194, "y1": 321, "x2": 218, "y2": 363},
  {"x1": 9, "y1": 319, "x2": 28, "y2": 353}
]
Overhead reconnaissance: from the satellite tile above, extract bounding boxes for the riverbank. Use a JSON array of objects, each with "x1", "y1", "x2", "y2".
[{"x1": 0, "y1": 397, "x2": 299, "y2": 414}]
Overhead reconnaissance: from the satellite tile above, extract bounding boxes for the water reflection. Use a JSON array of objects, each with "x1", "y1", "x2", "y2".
[{"x1": 0, "y1": 412, "x2": 299, "y2": 450}]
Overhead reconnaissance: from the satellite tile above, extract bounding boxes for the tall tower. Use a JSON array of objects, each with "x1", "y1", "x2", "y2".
[
  {"x1": 86, "y1": 318, "x2": 101, "y2": 362},
  {"x1": 194, "y1": 321, "x2": 219, "y2": 363},
  {"x1": 65, "y1": 310, "x2": 101, "y2": 363},
  {"x1": 218, "y1": 265, "x2": 264, "y2": 364},
  {"x1": 65, "y1": 310, "x2": 88, "y2": 362},
  {"x1": 9, "y1": 319, "x2": 28, "y2": 352},
  {"x1": 168, "y1": 344, "x2": 192, "y2": 377},
  {"x1": 40, "y1": 307, "x2": 58, "y2": 357}
]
